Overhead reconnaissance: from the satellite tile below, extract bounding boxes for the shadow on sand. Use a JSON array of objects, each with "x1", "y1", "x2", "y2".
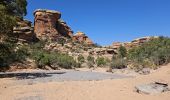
[{"x1": 0, "y1": 72, "x2": 66, "y2": 79}]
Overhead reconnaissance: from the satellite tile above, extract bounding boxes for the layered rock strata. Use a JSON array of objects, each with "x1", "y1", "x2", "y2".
[{"x1": 13, "y1": 18, "x2": 35, "y2": 42}]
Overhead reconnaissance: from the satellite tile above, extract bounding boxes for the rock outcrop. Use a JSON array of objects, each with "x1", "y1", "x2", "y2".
[
  {"x1": 34, "y1": 9, "x2": 61, "y2": 40},
  {"x1": 56, "y1": 19, "x2": 73, "y2": 37},
  {"x1": 13, "y1": 18, "x2": 35, "y2": 42},
  {"x1": 112, "y1": 42, "x2": 123, "y2": 50},
  {"x1": 89, "y1": 48, "x2": 116, "y2": 55},
  {"x1": 112, "y1": 36, "x2": 159, "y2": 50},
  {"x1": 73, "y1": 31, "x2": 94, "y2": 45},
  {"x1": 34, "y1": 9, "x2": 73, "y2": 41}
]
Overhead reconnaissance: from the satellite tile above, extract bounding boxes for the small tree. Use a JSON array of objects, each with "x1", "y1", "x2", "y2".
[
  {"x1": 118, "y1": 45, "x2": 127, "y2": 58},
  {"x1": 77, "y1": 55, "x2": 85, "y2": 64}
]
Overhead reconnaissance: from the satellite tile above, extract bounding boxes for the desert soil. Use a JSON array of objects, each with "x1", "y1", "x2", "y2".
[{"x1": 0, "y1": 64, "x2": 170, "y2": 100}]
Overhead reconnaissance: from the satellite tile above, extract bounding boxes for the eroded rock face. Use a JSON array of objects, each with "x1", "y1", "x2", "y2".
[
  {"x1": 34, "y1": 9, "x2": 74, "y2": 41},
  {"x1": 56, "y1": 19, "x2": 73, "y2": 38},
  {"x1": 73, "y1": 31, "x2": 94, "y2": 45},
  {"x1": 13, "y1": 18, "x2": 35, "y2": 42},
  {"x1": 34, "y1": 9, "x2": 61, "y2": 40}
]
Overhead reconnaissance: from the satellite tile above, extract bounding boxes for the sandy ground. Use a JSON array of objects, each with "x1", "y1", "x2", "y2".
[{"x1": 0, "y1": 64, "x2": 170, "y2": 100}]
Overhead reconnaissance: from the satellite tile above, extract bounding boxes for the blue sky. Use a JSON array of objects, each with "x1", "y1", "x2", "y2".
[{"x1": 25, "y1": 0, "x2": 170, "y2": 45}]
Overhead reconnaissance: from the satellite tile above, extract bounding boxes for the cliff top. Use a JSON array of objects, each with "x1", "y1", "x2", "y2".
[{"x1": 34, "y1": 9, "x2": 61, "y2": 16}]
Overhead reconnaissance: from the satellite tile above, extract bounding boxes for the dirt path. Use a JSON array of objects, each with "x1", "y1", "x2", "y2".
[{"x1": 0, "y1": 64, "x2": 170, "y2": 100}]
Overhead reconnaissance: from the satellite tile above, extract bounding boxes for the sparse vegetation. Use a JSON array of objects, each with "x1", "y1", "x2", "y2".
[
  {"x1": 0, "y1": 43, "x2": 29, "y2": 67},
  {"x1": 96, "y1": 57, "x2": 107, "y2": 67},
  {"x1": 30, "y1": 41, "x2": 78, "y2": 69},
  {"x1": 127, "y1": 36, "x2": 170, "y2": 70},
  {"x1": 110, "y1": 46, "x2": 127, "y2": 69},
  {"x1": 0, "y1": 0, "x2": 28, "y2": 68},
  {"x1": 118, "y1": 45, "x2": 127, "y2": 58},
  {"x1": 87, "y1": 55, "x2": 95, "y2": 68},
  {"x1": 111, "y1": 58, "x2": 127, "y2": 69},
  {"x1": 57, "y1": 38, "x2": 66, "y2": 46},
  {"x1": 77, "y1": 55, "x2": 85, "y2": 64}
]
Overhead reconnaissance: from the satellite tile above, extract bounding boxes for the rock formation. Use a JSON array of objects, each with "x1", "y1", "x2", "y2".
[
  {"x1": 34, "y1": 9, "x2": 73, "y2": 41},
  {"x1": 73, "y1": 31, "x2": 94, "y2": 45},
  {"x1": 34, "y1": 9, "x2": 61, "y2": 40},
  {"x1": 89, "y1": 48, "x2": 116, "y2": 55},
  {"x1": 56, "y1": 19, "x2": 74, "y2": 37},
  {"x1": 112, "y1": 36, "x2": 159, "y2": 50},
  {"x1": 33, "y1": 9, "x2": 94, "y2": 46},
  {"x1": 13, "y1": 18, "x2": 35, "y2": 42},
  {"x1": 112, "y1": 42, "x2": 123, "y2": 50}
]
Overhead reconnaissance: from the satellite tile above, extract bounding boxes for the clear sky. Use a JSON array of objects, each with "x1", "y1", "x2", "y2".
[{"x1": 25, "y1": 0, "x2": 170, "y2": 45}]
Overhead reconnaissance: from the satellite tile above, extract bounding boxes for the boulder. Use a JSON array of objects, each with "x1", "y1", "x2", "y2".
[{"x1": 135, "y1": 82, "x2": 169, "y2": 94}]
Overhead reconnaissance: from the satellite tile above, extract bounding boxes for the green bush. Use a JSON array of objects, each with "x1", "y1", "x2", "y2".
[
  {"x1": 77, "y1": 55, "x2": 85, "y2": 64},
  {"x1": 96, "y1": 57, "x2": 107, "y2": 67},
  {"x1": 118, "y1": 45, "x2": 127, "y2": 58},
  {"x1": 87, "y1": 55, "x2": 95, "y2": 68},
  {"x1": 0, "y1": 43, "x2": 12, "y2": 66},
  {"x1": 0, "y1": 43, "x2": 29, "y2": 67},
  {"x1": 31, "y1": 50, "x2": 78, "y2": 69},
  {"x1": 127, "y1": 36, "x2": 170, "y2": 69},
  {"x1": 14, "y1": 46, "x2": 29, "y2": 62},
  {"x1": 57, "y1": 53, "x2": 77, "y2": 69}
]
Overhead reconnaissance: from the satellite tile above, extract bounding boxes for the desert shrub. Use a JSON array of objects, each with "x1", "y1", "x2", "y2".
[
  {"x1": 30, "y1": 40, "x2": 46, "y2": 50},
  {"x1": 57, "y1": 38, "x2": 66, "y2": 46},
  {"x1": 87, "y1": 55, "x2": 95, "y2": 68},
  {"x1": 128, "y1": 58, "x2": 156, "y2": 71},
  {"x1": 128, "y1": 62, "x2": 144, "y2": 72},
  {"x1": 57, "y1": 53, "x2": 77, "y2": 69},
  {"x1": 142, "y1": 59, "x2": 157, "y2": 69},
  {"x1": 0, "y1": 43, "x2": 29, "y2": 67},
  {"x1": 77, "y1": 55, "x2": 85, "y2": 64},
  {"x1": 0, "y1": 43, "x2": 12, "y2": 66},
  {"x1": 96, "y1": 57, "x2": 107, "y2": 67},
  {"x1": 14, "y1": 46, "x2": 30, "y2": 62},
  {"x1": 118, "y1": 45, "x2": 127, "y2": 58},
  {"x1": 31, "y1": 50, "x2": 78, "y2": 69},
  {"x1": 127, "y1": 36, "x2": 170, "y2": 69},
  {"x1": 111, "y1": 58, "x2": 127, "y2": 69},
  {"x1": 87, "y1": 55, "x2": 95, "y2": 63}
]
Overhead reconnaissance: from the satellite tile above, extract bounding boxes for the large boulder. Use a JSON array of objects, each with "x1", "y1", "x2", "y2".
[
  {"x1": 34, "y1": 9, "x2": 61, "y2": 40},
  {"x1": 135, "y1": 81, "x2": 169, "y2": 94}
]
